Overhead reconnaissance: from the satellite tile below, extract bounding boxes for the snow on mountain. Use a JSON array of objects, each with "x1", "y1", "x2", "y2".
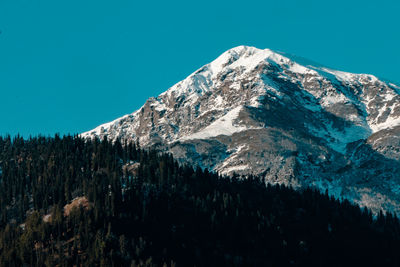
[
  {"x1": 82, "y1": 45, "x2": 400, "y2": 214},
  {"x1": 180, "y1": 106, "x2": 262, "y2": 141}
]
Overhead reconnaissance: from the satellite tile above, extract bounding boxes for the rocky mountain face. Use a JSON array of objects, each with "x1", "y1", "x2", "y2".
[{"x1": 82, "y1": 46, "x2": 400, "y2": 214}]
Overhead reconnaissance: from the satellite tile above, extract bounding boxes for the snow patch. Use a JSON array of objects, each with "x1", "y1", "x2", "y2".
[
  {"x1": 220, "y1": 165, "x2": 249, "y2": 174},
  {"x1": 213, "y1": 95, "x2": 224, "y2": 107},
  {"x1": 289, "y1": 62, "x2": 317, "y2": 75},
  {"x1": 370, "y1": 116, "x2": 400, "y2": 132},
  {"x1": 321, "y1": 94, "x2": 348, "y2": 106},
  {"x1": 180, "y1": 106, "x2": 259, "y2": 140}
]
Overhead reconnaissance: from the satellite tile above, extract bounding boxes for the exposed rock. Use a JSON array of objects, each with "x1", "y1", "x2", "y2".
[{"x1": 64, "y1": 196, "x2": 91, "y2": 217}]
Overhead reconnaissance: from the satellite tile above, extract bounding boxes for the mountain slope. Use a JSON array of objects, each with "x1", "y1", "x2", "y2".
[{"x1": 82, "y1": 46, "x2": 400, "y2": 213}]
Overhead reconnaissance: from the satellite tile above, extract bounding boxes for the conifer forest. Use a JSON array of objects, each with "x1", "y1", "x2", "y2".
[{"x1": 0, "y1": 135, "x2": 399, "y2": 266}]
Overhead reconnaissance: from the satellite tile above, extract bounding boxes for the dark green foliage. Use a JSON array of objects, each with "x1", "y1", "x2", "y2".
[{"x1": 0, "y1": 135, "x2": 399, "y2": 266}]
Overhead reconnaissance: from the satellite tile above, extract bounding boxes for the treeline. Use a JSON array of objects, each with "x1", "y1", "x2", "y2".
[{"x1": 0, "y1": 135, "x2": 399, "y2": 266}]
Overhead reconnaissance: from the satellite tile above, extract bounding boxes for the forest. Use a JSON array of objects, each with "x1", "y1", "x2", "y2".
[{"x1": 0, "y1": 135, "x2": 400, "y2": 266}]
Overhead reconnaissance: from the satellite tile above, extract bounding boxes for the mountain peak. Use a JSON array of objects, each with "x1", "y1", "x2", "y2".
[
  {"x1": 83, "y1": 46, "x2": 400, "y2": 144},
  {"x1": 212, "y1": 45, "x2": 275, "y2": 69},
  {"x1": 221, "y1": 45, "x2": 264, "y2": 56}
]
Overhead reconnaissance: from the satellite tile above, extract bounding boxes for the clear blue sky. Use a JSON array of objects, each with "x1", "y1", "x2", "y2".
[{"x1": 1, "y1": 0, "x2": 399, "y2": 137}]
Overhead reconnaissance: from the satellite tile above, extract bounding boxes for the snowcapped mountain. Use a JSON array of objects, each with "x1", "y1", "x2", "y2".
[{"x1": 82, "y1": 46, "x2": 400, "y2": 213}]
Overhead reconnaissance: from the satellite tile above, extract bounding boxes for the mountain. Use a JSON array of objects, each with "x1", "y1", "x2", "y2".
[{"x1": 82, "y1": 46, "x2": 400, "y2": 214}]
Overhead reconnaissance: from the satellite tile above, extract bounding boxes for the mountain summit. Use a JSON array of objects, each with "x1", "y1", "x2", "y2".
[{"x1": 82, "y1": 46, "x2": 400, "y2": 213}]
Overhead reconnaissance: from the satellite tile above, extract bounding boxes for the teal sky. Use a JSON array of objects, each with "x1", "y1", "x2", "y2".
[{"x1": 1, "y1": 0, "x2": 399, "y2": 137}]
